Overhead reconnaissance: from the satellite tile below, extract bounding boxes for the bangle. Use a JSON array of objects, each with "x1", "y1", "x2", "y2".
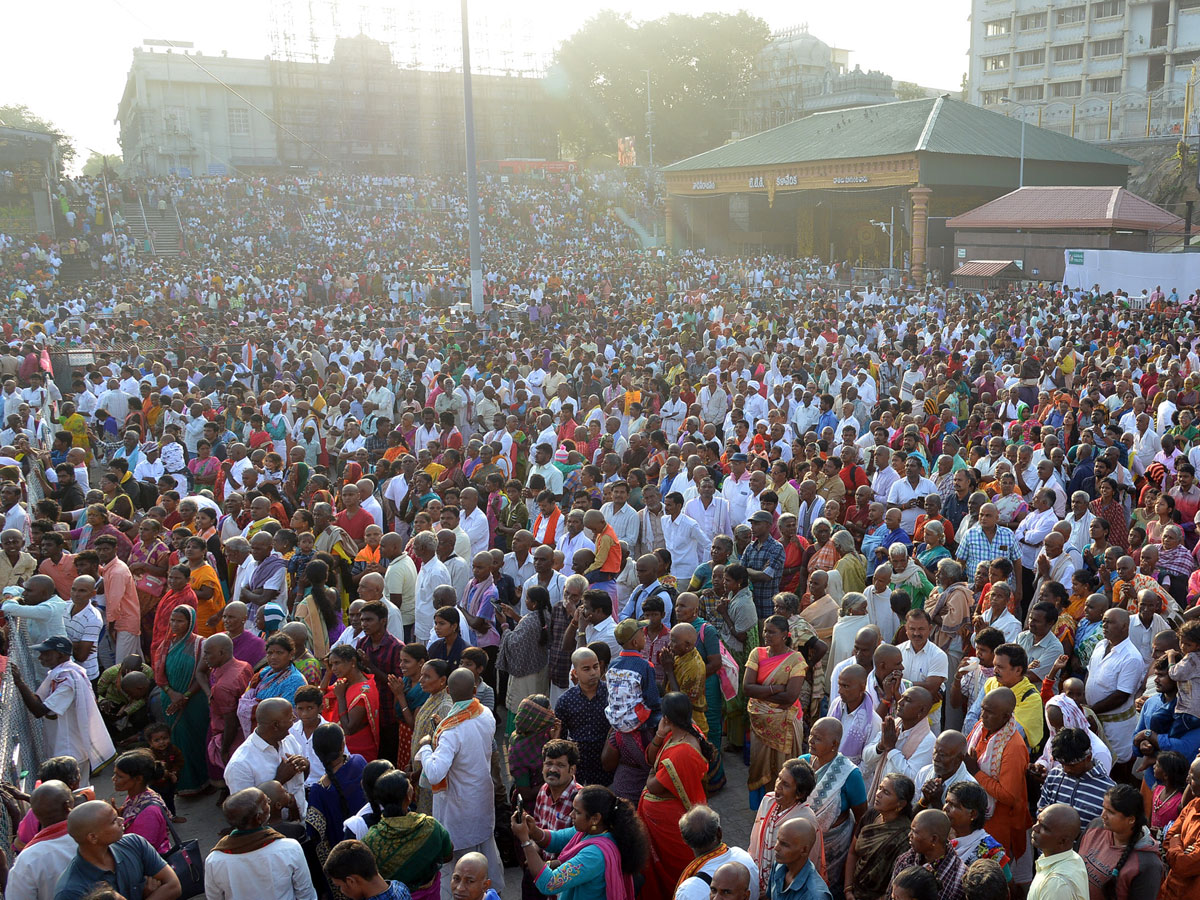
[{"x1": 521, "y1": 839, "x2": 537, "y2": 848}]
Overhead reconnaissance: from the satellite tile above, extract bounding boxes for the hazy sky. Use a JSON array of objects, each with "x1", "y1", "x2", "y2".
[{"x1": 6, "y1": 0, "x2": 968, "y2": 164}]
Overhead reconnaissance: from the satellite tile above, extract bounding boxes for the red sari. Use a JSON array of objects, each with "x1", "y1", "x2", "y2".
[
  {"x1": 151, "y1": 584, "x2": 198, "y2": 665},
  {"x1": 322, "y1": 678, "x2": 381, "y2": 761},
  {"x1": 637, "y1": 737, "x2": 708, "y2": 900}
]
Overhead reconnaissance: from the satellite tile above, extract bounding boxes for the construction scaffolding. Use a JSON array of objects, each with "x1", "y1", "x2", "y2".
[{"x1": 268, "y1": 0, "x2": 555, "y2": 173}]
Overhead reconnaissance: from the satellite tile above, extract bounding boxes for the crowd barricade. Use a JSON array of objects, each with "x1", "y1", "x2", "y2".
[{"x1": 0, "y1": 619, "x2": 47, "y2": 865}]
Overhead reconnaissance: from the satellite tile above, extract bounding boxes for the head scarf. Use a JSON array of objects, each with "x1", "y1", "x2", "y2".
[
  {"x1": 152, "y1": 603, "x2": 198, "y2": 686},
  {"x1": 507, "y1": 697, "x2": 558, "y2": 776},
  {"x1": 260, "y1": 601, "x2": 287, "y2": 635}
]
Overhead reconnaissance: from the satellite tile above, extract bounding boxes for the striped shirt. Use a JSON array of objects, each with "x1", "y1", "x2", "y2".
[{"x1": 1037, "y1": 764, "x2": 1114, "y2": 824}]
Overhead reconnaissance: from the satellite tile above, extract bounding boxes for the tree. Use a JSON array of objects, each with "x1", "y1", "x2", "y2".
[
  {"x1": 549, "y1": 11, "x2": 771, "y2": 164},
  {"x1": 0, "y1": 104, "x2": 76, "y2": 169},
  {"x1": 82, "y1": 151, "x2": 124, "y2": 177},
  {"x1": 895, "y1": 81, "x2": 928, "y2": 102}
]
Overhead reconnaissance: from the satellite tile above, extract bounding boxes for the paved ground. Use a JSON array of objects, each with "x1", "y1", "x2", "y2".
[{"x1": 99, "y1": 714, "x2": 757, "y2": 898}]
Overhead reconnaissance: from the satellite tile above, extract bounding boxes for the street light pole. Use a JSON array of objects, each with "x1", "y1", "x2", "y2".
[
  {"x1": 644, "y1": 69, "x2": 655, "y2": 169},
  {"x1": 1001, "y1": 97, "x2": 1026, "y2": 188},
  {"x1": 461, "y1": 0, "x2": 484, "y2": 316}
]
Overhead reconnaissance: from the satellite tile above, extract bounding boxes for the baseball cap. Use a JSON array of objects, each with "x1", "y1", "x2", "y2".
[
  {"x1": 749, "y1": 510, "x2": 774, "y2": 524},
  {"x1": 614, "y1": 618, "x2": 649, "y2": 646},
  {"x1": 30, "y1": 635, "x2": 73, "y2": 655}
]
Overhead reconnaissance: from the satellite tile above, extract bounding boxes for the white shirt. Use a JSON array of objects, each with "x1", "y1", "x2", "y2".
[
  {"x1": 502, "y1": 552, "x2": 537, "y2": 598},
  {"x1": 415, "y1": 703, "x2": 497, "y2": 847},
  {"x1": 722, "y1": 473, "x2": 753, "y2": 525},
  {"x1": 586, "y1": 616, "x2": 622, "y2": 658},
  {"x1": 1017, "y1": 629, "x2": 1065, "y2": 678},
  {"x1": 898, "y1": 640, "x2": 949, "y2": 688},
  {"x1": 66, "y1": 601, "x2": 103, "y2": 680},
  {"x1": 5, "y1": 831, "x2": 76, "y2": 900},
  {"x1": 385, "y1": 553, "x2": 418, "y2": 629},
  {"x1": 676, "y1": 845, "x2": 761, "y2": 900},
  {"x1": 981, "y1": 607, "x2": 1021, "y2": 643},
  {"x1": 557, "y1": 529, "x2": 595, "y2": 563},
  {"x1": 661, "y1": 512, "x2": 708, "y2": 582},
  {"x1": 204, "y1": 836, "x2": 317, "y2": 900},
  {"x1": 1085, "y1": 638, "x2": 1147, "y2": 762},
  {"x1": 684, "y1": 495, "x2": 731, "y2": 545},
  {"x1": 1014, "y1": 508, "x2": 1059, "y2": 569},
  {"x1": 460, "y1": 507, "x2": 490, "y2": 558},
  {"x1": 414, "y1": 556, "x2": 451, "y2": 643},
  {"x1": 600, "y1": 501, "x2": 640, "y2": 547},
  {"x1": 523, "y1": 571, "x2": 565, "y2": 616},
  {"x1": 861, "y1": 719, "x2": 936, "y2": 783},
  {"x1": 224, "y1": 731, "x2": 309, "y2": 817},
  {"x1": 887, "y1": 476, "x2": 938, "y2": 534},
  {"x1": 1129, "y1": 613, "x2": 1171, "y2": 664},
  {"x1": 287, "y1": 719, "x2": 326, "y2": 786}
]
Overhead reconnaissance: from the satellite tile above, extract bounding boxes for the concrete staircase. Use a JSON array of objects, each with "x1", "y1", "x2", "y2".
[
  {"x1": 613, "y1": 206, "x2": 661, "y2": 249},
  {"x1": 56, "y1": 254, "x2": 95, "y2": 285},
  {"x1": 124, "y1": 201, "x2": 182, "y2": 258}
]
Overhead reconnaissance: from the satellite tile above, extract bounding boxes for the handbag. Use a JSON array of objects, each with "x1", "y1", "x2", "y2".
[{"x1": 164, "y1": 815, "x2": 204, "y2": 897}]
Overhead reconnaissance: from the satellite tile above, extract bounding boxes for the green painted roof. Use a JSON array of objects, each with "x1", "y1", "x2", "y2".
[{"x1": 662, "y1": 96, "x2": 1135, "y2": 172}]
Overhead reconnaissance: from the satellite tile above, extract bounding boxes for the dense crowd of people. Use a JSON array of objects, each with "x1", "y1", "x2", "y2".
[{"x1": 1, "y1": 169, "x2": 1200, "y2": 900}]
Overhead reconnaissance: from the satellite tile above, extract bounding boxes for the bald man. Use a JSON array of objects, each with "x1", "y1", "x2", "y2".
[
  {"x1": 888, "y1": 809, "x2": 965, "y2": 899},
  {"x1": 710, "y1": 862, "x2": 754, "y2": 900},
  {"x1": 223, "y1": 698, "x2": 310, "y2": 818},
  {"x1": 862, "y1": 686, "x2": 935, "y2": 795},
  {"x1": 414, "y1": 669, "x2": 502, "y2": 888},
  {"x1": 771, "y1": 818, "x2": 830, "y2": 900},
  {"x1": 204, "y1": 788, "x2": 315, "y2": 900},
  {"x1": 914, "y1": 730, "x2": 974, "y2": 809},
  {"x1": 2, "y1": 573, "x2": 70, "y2": 676},
  {"x1": 965, "y1": 687, "x2": 1031, "y2": 864},
  {"x1": 1085, "y1": 605, "x2": 1147, "y2": 771},
  {"x1": 828, "y1": 663, "x2": 883, "y2": 765},
  {"x1": 55, "y1": 799, "x2": 180, "y2": 900},
  {"x1": 203, "y1": 632, "x2": 253, "y2": 775},
  {"x1": 676, "y1": 806, "x2": 760, "y2": 900},
  {"x1": 663, "y1": 621, "x2": 708, "y2": 730},
  {"x1": 1029, "y1": 803, "x2": 1088, "y2": 900},
  {"x1": 7, "y1": 781, "x2": 75, "y2": 900},
  {"x1": 449, "y1": 851, "x2": 499, "y2": 900},
  {"x1": 220, "y1": 600, "x2": 266, "y2": 668}
]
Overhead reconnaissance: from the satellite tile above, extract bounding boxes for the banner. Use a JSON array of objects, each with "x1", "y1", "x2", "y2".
[{"x1": 618, "y1": 136, "x2": 637, "y2": 168}]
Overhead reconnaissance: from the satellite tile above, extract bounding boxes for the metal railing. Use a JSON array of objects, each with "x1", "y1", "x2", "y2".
[{"x1": 0, "y1": 620, "x2": 49, "y2": 867}]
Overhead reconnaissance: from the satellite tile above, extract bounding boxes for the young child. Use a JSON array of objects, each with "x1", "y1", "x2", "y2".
[
  {"x1": 351, "y1": 524, "x2": 385, "y2": 583},
  {"x1": 1169, "y1": 620, "x2": 1200, "y2": 732},
  {"x1": 145, "y1": 722, "x2": 185, "y2": 822},
  {"x1": 289, "y1": 684, "x2": 326, "y2": 786},
  {"x1": 287, "y1": 530, "x2": 317, "y2": 604}
]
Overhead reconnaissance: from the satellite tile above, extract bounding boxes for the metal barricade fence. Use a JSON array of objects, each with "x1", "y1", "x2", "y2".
[{"x1": 0, "y1": 620, "x2": 48, "y2": 864}]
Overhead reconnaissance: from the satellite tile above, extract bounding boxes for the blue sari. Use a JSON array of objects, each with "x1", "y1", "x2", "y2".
[{"x1": 158, "y1": 605, "x2": 210, "y2": 791}]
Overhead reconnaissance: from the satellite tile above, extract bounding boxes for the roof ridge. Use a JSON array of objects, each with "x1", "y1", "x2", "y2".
[{"x1": 916, "y1": 95, "x2": 943, "y2": 152}]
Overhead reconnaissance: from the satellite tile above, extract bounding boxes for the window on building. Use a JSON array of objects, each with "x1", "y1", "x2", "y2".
[
  {"x1": 986, "y1": 19, "x2": 1011, "y2": 36},
  {"x1": 1056, "y1": 5, "x2": 1087, "y2": 24},
  {"x1": 1088, "y1": 76, "x2": 1122, "y2": 93},
  {"x1": 163, "y1": 106, "x2": 188, "y2": 134},
  {"x1": 1050, "y1": 80, "x2": 1083, "y2": 97},
  {"x1": 1018, "y1": 12, "x2": 1047, "y2": 29},
  {"x1": 198, "y1": 109, "x2": 210, "y2": 132},
  {"x1": 227, "y1": 108, "x2": 250, "y2": 136},
  {"x1": 981, "y1": 90, "x2": 1007, "y2": 105},
  {"x1": 1053, "y1": 43, "x2": 1084, "y2": 62},
  {"x1": 984, "y1": 54, "x2": 1010, "y2": 71},
  {"x1": 1017, "y1": 49, "x2": 1045, "y2": 66},
  {"x1": 1016, "y1": 84, "x2": 1045, "y2": 101},
  {"x1": 1092, "y1": 0, "x2": 1124, "y2": 18},
  {"x1": 1090, "y1": 37, "x2": 1123, "y2": 56}
]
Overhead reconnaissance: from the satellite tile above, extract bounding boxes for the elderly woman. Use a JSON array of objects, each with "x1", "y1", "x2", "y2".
[
  {"x1": 805, "y1": 517, "x2": 839, "y2": 573},
  {"x1": 69, "y1": 503, "x2": 133, "y2": 560},
  {"x1": 933, "y1": 455, "x2": 957, "y2": 501},
  {"x1": 991, "y1": 469, "x2": 1028, "y2": 527},
  {"x1": 689, "y1": 534, "x2": 734, "y2": 593},
  {"x1": 828, "y1": 530, "x2": 866, "y2": 601},
  {"x1": 888, "y1": 543, "x2": 934, "y2": 610},
  {"x1": 916, "y1": 519, "x2": 951, "y2": 578}
]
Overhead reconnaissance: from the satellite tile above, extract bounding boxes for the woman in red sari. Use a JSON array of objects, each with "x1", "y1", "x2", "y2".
[
  {"x1": 152, "y1": 565, "x2": 197, "y2": 663},
  {"x1": 1091, "y1": 476, "x2": 1130, "y2": 551},
  {"x1": 637, "y1": 691, "x2": 710, "y2": 900},
  {"x1": 320, "y1": 643, "x2": 381, "y2": 760}
]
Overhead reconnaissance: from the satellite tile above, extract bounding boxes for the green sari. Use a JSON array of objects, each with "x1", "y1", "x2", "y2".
[
  {"x1": 363, "y1": 812, "x2": 454, "y2": 892},
  {"x1": 162, "y1": 605, "x2": 210, "y2": 791}
]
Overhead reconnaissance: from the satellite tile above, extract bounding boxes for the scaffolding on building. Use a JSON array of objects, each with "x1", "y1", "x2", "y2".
[{"x1": 267, "y1": 0, "x2": 553, "y2": 174}]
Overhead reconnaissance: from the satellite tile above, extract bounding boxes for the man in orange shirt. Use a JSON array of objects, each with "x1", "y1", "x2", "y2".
[
  {"x1": 96, "y1": 534, "x2": 141, "y2": 660},
  {"x1": 965, "y1": 687, "x2": 1031, "y2": 863}
]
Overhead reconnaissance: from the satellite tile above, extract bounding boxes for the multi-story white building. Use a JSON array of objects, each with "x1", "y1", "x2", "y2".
[{"x1": 968, "y1": 0, "x2": 1200, "y2": 140}]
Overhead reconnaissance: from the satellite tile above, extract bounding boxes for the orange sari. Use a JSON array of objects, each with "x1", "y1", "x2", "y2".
[
  {"x1": 637, "y1": 737, "x2": 708, "y2": 900},
  {"x1": 189, "y1": 564, "x2": 226, "y2": 637}
]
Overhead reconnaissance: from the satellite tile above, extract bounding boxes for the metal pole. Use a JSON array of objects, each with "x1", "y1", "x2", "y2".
[
  {"x1": 1018, "y1": 118, "x2": 1025, "y2": 187},
  {"x1": 1186, "y1": 200, "x2": 1194, "y2": 249},
  {"x1": 889, "y1": 205, "x2": 895, "y2": 269},
  {"x1": 645, "y1": 70, "x2": 654, "y2": 169},
  {"x1": 461, "y1": 0, "x2": 484, "y2": 316}
]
